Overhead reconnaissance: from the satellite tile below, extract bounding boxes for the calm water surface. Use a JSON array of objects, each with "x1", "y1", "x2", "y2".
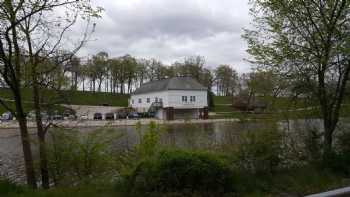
[{"x1": 0, "y1": 119, "x2": 349, "y2": 182}]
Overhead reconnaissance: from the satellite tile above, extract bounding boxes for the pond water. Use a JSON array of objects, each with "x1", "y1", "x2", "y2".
[{"x1": 0, "y1": 119, "x2": 349, "y2": 183}]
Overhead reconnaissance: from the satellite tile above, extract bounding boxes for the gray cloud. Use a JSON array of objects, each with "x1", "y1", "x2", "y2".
[{"x1": 77, "y1": 0, "x2": 252, "y2": 73}]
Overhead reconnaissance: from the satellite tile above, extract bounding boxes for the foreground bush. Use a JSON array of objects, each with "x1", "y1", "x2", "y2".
[
  {"x1": 47, "y1": 128, "x2": 121, "y2": 186},
  {"x1": 0, "y1": 179, "x2": 23, "y2": 196},
  {"x1": 234, "y1": 125, "x2": 282, "y2": 174},
  {"x1": 123, "y1": 149, "x2": 235, "y2": 196}
]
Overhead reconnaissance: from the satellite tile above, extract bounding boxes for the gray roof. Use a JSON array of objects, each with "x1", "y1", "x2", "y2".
[{"x1": 133, "y1": 77, "x2": 207, "y2": 95}]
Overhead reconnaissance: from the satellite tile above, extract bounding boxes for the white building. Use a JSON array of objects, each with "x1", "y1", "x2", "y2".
[{"x1": 129, "y1": 77, "x2": 208, "y2": 120}]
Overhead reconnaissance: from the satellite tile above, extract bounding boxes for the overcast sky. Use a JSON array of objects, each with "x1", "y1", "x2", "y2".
[{"x1": 77, "y1": 0, "x2": 252, "y2": 73}]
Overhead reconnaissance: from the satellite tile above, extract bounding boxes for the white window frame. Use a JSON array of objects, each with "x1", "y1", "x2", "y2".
[{"x1": 190, "y1": 96, "x2": 196, "y2": 102}]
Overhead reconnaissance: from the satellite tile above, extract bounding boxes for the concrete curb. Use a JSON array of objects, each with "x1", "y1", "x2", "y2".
[
  {"x1": 305, "y1": 186, "x2": 350, "y2": 197},
  {"x1": 0, "y1": 118, "x2": 240, "y2": 129}
]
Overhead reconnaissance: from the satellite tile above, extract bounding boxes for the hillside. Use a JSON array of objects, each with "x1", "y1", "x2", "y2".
[
  {"x1": 0, "y1": 88, "x2": 129, "y2": 114},
  {"x1": 0, "y1": 89, "x2": 231, "y2": 114}
]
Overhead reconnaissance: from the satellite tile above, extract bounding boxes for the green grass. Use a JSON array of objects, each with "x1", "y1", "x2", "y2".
[
  {"x1": 212, "y1": 95, "x2": 350, "y2": 119},
  {"x1": 238, "y1": 166, "x2": 349, "y2": 197},
  {"x1": 0, "y1": 88, "x2": 129, "y2": 114},
  {"x1": 0, "y1": 181, "x2": 120, "y2": 197},
  {"x1": 213, "y1": 96, "x2": 233, "y2": 105}
]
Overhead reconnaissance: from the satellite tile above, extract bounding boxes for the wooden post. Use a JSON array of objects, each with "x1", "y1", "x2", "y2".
[
  {"x1": 203, "y1": 107, "x2": 209, "y2": 119},
  {"x1": 165, "y1": 107, "x2": 174, "y2": 120}
]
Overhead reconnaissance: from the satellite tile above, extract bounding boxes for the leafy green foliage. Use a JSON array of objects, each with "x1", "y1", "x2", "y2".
[
  {"x1": 126, "y1": 149, "x2": 235, "y2": 195},
  {"x1": 0, "y1": 179, "x2": 23, "y2": 196},
  {"x1": 47, "y1": 128, "x2": 121, "y2": 186},
  {"x1": 135, "y1": 121, "x2": 161, "y2": 158},
  {"x1": 233, "y1": 124, "x2": 282, "y2": 174},
  {"x1": 0, "y1": 182, "x2": 117, "y2": 197}
]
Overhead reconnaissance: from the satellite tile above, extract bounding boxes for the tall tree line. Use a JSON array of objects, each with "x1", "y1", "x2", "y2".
[{"x1": 62, "y1": 53, "x2": 241, "y2": 95}]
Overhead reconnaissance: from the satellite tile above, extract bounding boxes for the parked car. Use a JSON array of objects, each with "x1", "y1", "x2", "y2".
[
  {"x1": 105, "y1": 113, "x2": 115, "y2": 120},
  {"x1": 127, "y1": 112, "x2": 139, "y2": 119},
  {"x1": 63, "y1": 110, "x2": 76, "y2": 120},
  {"x1": 79, "y1": 114, "x2": 89, "y2": 120},
  {"x1": 27, "y1": 111, "x2": 50, "y2": 121},
  {"x1": 52, "y1": 114, "x2": 64, "y2": 120},
  {"x1": 1, "y1": 112, "x2": 13, "y2": 121},
  {"x1": 116, "y1": 111, "x2": 128, "y2": 119},
  {"x1": 148, "y1": 112, "x2": 156, "y2": 118},
  {"x1": 27, "y1": 110, "x2": 36, "y2": 120},
  {"x1": 41, "y1": 112, "x2": 49, "y2": 121},
  {"x1": 93, "y1": 113, "x2": 103, "y2": 120}
]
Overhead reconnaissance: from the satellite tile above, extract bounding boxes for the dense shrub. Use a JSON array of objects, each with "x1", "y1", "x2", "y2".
[
  {"x1": 323, "y1": 131, "x2": 350, "y2": 175},
  {"x1": 234, "y1": 125, "x2": 282, "y2": 174},
  {"x1": 0, "y1": 179, "x2": 23, "y2": 195},
  {"x1": 125, "y1": 149, "x2": 235, "y2": 195},
  {"x1": 47, "y1": 128, "x2": 121, "y2": 186}
]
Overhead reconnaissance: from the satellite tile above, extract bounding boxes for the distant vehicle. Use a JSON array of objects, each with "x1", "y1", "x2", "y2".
[
  {"x1": 148, "y1": 112, "x2": 156, "y2": 118},
  {"x1": 27, "y1": 111, "x2": 50, "y2": 121},
  {"x1": 137, "y1": 112, "x2": 147, "y2": 118},
  {"x1": 66, "y1": 115, "x2": 76, "y2": 120},
  {"x1": 116, "y1": 111, "x2": 128, "y2": 119},
  {"x1": 79, "y1": 114, "x2": 88, "y2": 120},
  {"x1": 41, "y1": 112, "x2": 49, "y2": 121},
  {"x1": 27, "y1": 111, "x2": 36, "y2": 120},
  {"x1": 1, "y1": 112, "x2": 13, "y2": 121},
  {"x1": 128, "y1": 112, "x2": 139, "y2": 119},
  {"x1": 105, "y1": 113, "x2": 115, "y2": 120},
  {"x1": 52, "y1": 114, "x2": 64, "y2": 120},
  {"x1": 93, "y1": 113, "x2": 103, "y2": 120}
]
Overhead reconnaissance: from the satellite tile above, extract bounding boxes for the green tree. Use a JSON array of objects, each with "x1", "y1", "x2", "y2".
[
  {"x1": 0, "y1": 0, "x2": 102, "y2": 188},
  {"x1": 214, "y1": 65, "x2": 238, "y2": 96},
  {"x1": 244, "y1": 0, "x2": 350, "y2": 156}
]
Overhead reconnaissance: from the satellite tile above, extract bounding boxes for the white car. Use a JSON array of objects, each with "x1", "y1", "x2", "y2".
[{"x1": 80, "y1": 114, "x2": 88, "y2": 120}]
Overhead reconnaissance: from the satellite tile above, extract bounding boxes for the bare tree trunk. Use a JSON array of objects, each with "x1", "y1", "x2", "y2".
[
  {"x1": 32, "y1": 80, "x2": 50, "y2": 189},
  {"x1": 82, "y1": 78, "x2": 85, "y2": 92},
  {"x1": 74, "y1": 72, "x2": 78, "y2": 90},
  {"x1": 120, "y1": 82, "x2": 124, "y2": 94},
  {"x1": 14, "y1": 97, "x2": 37, "y2": 188}
]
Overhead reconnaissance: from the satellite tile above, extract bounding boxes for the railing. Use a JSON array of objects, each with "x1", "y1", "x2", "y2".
[
  {"x1": 148, "y1": 102, "x2": 163, "y2": 113},
  {"x1": 305, "y1": 186, "x2": 350, "y2": 197}
]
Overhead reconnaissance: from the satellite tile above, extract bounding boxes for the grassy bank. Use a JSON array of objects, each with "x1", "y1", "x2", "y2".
[
  {"x1": 212, "y1": 96, "x2": 350, "y2": 119},
  {"x1": 0, "y1": 88, "x2": 129, "y2": 114}
]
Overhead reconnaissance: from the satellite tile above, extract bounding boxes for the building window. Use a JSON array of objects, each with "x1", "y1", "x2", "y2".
[
  {"x1": 155, "y1": 97, "x2": 158, "y2": 102},
  {"x1": 138, "y1": 98, "x2": 142, "y2": 103},
  {"x1": 182, "y1": 96, "x2": 187, "y2": 102},
  {"x1": 147, "y1": 98, "x2": 150, "y2": 103},
  {"x1": 190, "y1": 96, "x2": 196, "y2": 102},
  {"x1": 159, "y1": 98, "x2": 163, "y2": 103},
  {"x1": 131, "y1": 99, "x2": 134, "y2": 104}
]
